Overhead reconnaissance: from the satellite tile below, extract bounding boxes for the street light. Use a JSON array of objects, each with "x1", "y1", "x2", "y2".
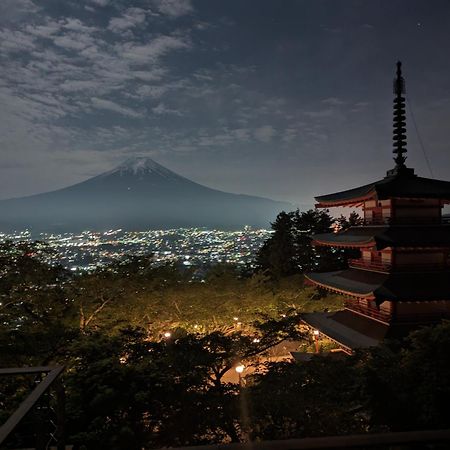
[
  {"x1": 163, "y1": 331, "x2": 172, "y2": 339},
  {"x1": 235, "y1": 363, "x2": 245, "y2": 387},
  {"x1": 313, "y1": 329, "x2": 320, "y2": 353}
]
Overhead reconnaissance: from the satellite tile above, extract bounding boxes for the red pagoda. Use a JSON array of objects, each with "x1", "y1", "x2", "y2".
[{"x1": 303, "y1": 62, "x2": 450, "y2": 352}]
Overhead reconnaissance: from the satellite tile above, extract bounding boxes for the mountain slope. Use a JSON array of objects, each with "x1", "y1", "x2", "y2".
[{"x1": 0, "y1": 157, "x2": 292, "y2": 232}]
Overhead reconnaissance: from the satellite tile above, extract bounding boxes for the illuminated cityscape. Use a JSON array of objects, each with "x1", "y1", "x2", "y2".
[{"x1": 0, "y1": 227, "x2": 271, "y2": 271}]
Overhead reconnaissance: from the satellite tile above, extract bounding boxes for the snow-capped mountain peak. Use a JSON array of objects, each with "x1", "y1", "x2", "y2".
[
  {"x1": 108, "y1": 156, "x2": 180, "y2": 180},
  {"x1": 118, "y1": 157, "x2": 164, "y2": 174}
]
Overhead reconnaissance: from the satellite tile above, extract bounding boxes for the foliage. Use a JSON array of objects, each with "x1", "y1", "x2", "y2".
[
  {"x1": 246, "y1": 356, "x2": 367, "y2": 440},
  {"x1": 256, "y1": 209, "x2": 361, "y2": 277},
  {"x1": 2, "y1": 241, "x2": 450, "y2": 448},
  {"x1": 0, "y1": 241, "x2": 74, "y2": 330},
  {"x1": 362, "y1": 321, "x2": 450, "y2": 432}
]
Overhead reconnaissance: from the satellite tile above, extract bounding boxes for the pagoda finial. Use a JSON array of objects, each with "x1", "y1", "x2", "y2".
[{"x1": 392, "y1": 61, "x2": 407, "y2": 168}]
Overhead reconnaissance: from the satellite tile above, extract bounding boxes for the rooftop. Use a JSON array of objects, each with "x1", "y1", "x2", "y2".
[
  {"x1": 315, "y1": 169, "x2": 450, "y2": 207},
  {"x1": 305, "y1": 269, "x2": 450, "y2": 303},
  {"x1": 313, "y1": 224, "x2": 450, "y2": 249}
]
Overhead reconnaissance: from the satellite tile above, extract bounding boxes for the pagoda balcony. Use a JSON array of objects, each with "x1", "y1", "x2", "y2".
[
  {"x1": 348, "y1": 258, "x2": 449, "y2": 273},
  {"x1": 364, "y1": 217, "x2": 444, "y2": 226},
  {"x1": 344, "y1": 299, "x2": 391, "y2": 323},
  {"x1": 348, "y1": 258, "x2": 390, "y2": 273}
]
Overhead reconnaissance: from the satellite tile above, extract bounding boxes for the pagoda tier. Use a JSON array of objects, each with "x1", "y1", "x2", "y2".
[
  {"x1": 313, "y1": 224, "x2": 450, "y2": 249},
  {"x1": 305, "y1": 269, "x2": 450, "y2": 303},
  {"x1": 315, "y1": 169, "x2": 450, "y2": 208},
  {"x1": 305, "y1": 269, "x2": 450, "y2": 326}
]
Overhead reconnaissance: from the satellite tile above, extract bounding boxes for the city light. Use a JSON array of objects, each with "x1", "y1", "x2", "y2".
[{"x1": 0, "y1": 228, "x2": 272, "y2": 273}]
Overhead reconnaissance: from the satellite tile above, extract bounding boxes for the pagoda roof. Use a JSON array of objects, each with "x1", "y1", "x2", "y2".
[
  {"x1": 313, "y1": 225, "x2": 450, "y2": 249},
  {"x1": 315, "y1": 169, "x2": 450, "y2": 207},
  {"x1": 301, "y1": 310, "x2": 417, "y2": 350},
  {"x1": 305, "y1": 268, "x2": 450, "y2": 304}
]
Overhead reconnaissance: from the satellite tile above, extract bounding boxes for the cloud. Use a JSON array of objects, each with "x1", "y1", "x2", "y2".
[
  {"x1": 137, "y1": 85, "x2": 168, "y2": 98},
  {"x1": 254, "y1": 125, "x2": 276, "y2": 143},
  {"x1": 132, "y1": 68, "x2": 166, "y2": 81},
  {"x1": 303, "y1": 108, "x2": 335, "y2": 119},
  {"x1": 0, "y1": 29, "x2": 36, "y2": 54},
  {"x1": 322, "y1": 97, "x2": 345, "y2": 106},
  {"x1": 152, "y1": 102, "x2": 183, "y2": 115},
  {"x1": 282, "y1": 127, "x2": 298, "y2": 143},
  {"x1": 90, "y1": 0, "x2": 109, "y2": 6},
  {"x1": 91, "y1": 97, "x2": 143, "y2": 118},
  {"x1": 0, "y1": 0, "x2": 38, "y2": 23},
  {"x1": 108, "y1": 8, "x2": 147, "y2": 33},
  {"x1": 151, "y1": 0, "x2": 193, "y2": 17},
  {"x1": 117, "y1": 34, "x2": 190, "y2": 64}
]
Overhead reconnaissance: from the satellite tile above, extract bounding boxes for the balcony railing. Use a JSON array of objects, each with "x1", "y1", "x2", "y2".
[
  {"x1": 349, "y1": 258, "x2": 449, "y2": 273},
  {"x1": 364, "y1": 217, "x2": 444, "y2": 225},
  {"x1": 348, "y1": 258, "x2": 391, "y2": 272},
  {"x1": 344, "y1": 300, "x2": 391, "y2": 323}
]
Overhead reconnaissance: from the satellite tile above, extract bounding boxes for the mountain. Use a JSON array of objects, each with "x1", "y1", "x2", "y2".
[{"x1": 0, "y1": 157, "x2": 292, "y2": 232}]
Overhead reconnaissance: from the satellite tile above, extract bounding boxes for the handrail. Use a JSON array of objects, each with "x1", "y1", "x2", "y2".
[
  {"x1": 344, "y1": 301, "x2": 391, "y2": 323},
  {"x1": 0, "y1": 365, "x2": 65, "y2": 448},
  {"x1": 364, "y1": 217, "x2": 443, "y2": 225},
  {"x1": 164, "y1": 428, "x2": 450, "y2": 450},
  {"x1": 348, "y1": 258, "x2": 390, "y2": 272},
  {"x1": 349, "y1": 258, "x2": 449, "y2": 273}
]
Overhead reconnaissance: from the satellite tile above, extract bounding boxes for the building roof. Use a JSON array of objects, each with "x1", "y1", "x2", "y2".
[
  {"x1": 301, "y1": 310, "x2": 415, "y2": 350},
  {"x1": 305, "y1": 268, "x2": 450, "y2": 303},
  {"x1": 315, "y1": 168, "x2": 450, "y2": 207},
  {"x1": 301, "y1": 310, "x2": 387, "y2": 350},
  {"x1": 313, "y1": 225, "x2": 450, "y2": 249}
]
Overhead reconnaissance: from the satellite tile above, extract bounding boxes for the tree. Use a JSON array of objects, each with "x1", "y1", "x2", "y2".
[
  {"x1": 0, "y1": 241, "x2": 74, "y2": 331},
  {"x1": 336, "y1": 211, "x2": 364, "y2": 231},
  {"x1": 256, "y1": 211, "x2": 298, "y2": 277},
  {"x1": 256, "y1": 209, "x2": 344, "y2": 277},
  {"x1": 363, "y1": 321, "x2": 450, "y2": 432},
  {"x1": 246, "y1": 355, "x2": 367, "y2": 440}
]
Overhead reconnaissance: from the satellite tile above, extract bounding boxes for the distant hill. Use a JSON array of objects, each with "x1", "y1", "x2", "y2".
[{"x1": 0, "y1": 157, "x2": 292, "y2": 232}]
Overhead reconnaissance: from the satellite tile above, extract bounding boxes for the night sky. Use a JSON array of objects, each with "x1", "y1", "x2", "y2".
[{"x1": 2, "y1": 0, "x2": 450, "y2": 206}]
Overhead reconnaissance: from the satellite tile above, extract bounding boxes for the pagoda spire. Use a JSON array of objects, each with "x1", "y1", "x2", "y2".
[{"x1": 393, "y1": 61, "x2": 407, "y2": 168}]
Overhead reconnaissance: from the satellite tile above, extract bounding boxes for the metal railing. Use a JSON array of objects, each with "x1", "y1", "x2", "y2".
[
  {"x1": 0, "y1": 366, "x2": 65, "y2": 450},
  {"x1": 165, "y1": 428, "x2": 450, "y2": 449}
]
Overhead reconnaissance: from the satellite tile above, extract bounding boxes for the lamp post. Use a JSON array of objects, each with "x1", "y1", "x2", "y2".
[
  {"x1": 235, "y1": 363, "x2": 245, "y2": 387},
  {"x1": 313, "y1": 329, "x2": 320, "y2": 353}
]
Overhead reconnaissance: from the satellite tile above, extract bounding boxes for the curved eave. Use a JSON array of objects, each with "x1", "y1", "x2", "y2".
[
  {"x1": 304, "y1": 273, "x2": 376, "y2": 300},
  {"x1": 312, "y1": 227, "x2": 387, "y2": 249},
  {"x1": 315, "y1": 193, "x2": 375, "y2": 209},
  {"x1": 313, "y1": 237, "x2": 376, "y2": 249}
]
